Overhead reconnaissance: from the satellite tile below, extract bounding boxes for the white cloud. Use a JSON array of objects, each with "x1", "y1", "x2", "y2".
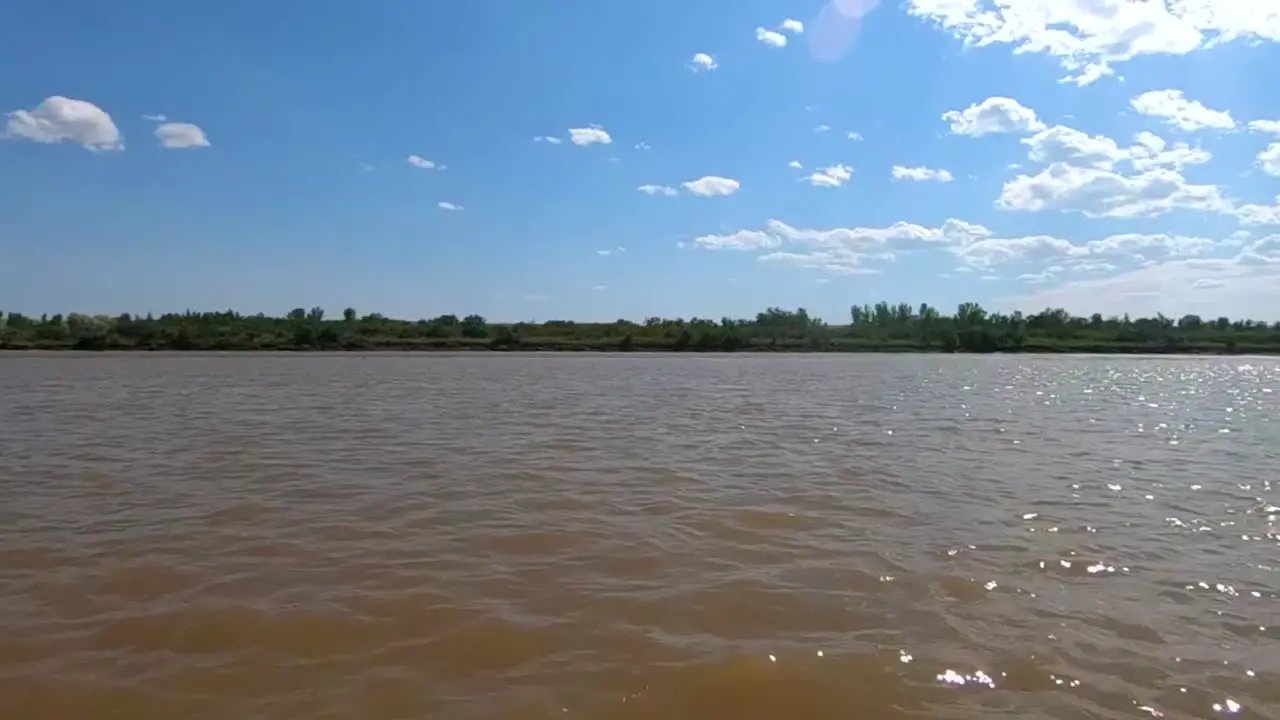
[
  {"x1": 1018, "y1": 125, "x2": 1210, "y2": 172},
  {"x1": 5, "y1": 95, "x2": 122, "y2": 151},
  {"x1": 987, "y1": 120, "x2": 1226, "y2": 219},
  {"x1": 691, "y1": 216, "x2": 1237, "y2": 281},
  {"x1": 638, "y1": 184, "x2": 678, "y2": 196},
  {"x1": 756, "y1": 27, "x2": 788, "y2": 47},
  {"x1": 814, "y1": 124, "x2": 831, "y2": 133},
  {"x1": 407, "y1": 155, "x2": 441, "y2": 170},
  {"x1": 780, "y1": 18, "x2": 805, "y2": 34},
  {"x1": 689, "y1": 52, "x2": 718, "y2": 72},
  {"x1": 142, "y1": 114, "x2": 167, "y2": 122},
  {"x1": 998, "y1": 255, "x2": 1280, "y2": 320},
  {"x1": 998, "y1": 163, "x2": 1228, "y2": 219},
  {"x1": 1256, "y1": 143, "x2": 1280, "y2": 177},
  {"x1": 533, "y1": 135, "x2": 563, "y2": 144},
  {"x1": 1127, "y1": 132, "x2": 1212, "y2": 171},
  {"x1": 437, "y1": 201, "x2": 464, "y2": 211},
  {"x1": 591, "y1": 284, "x2": 608, "y2": 291},
  {"x1": 892, "y1": 165, "x2": 954, "y2": 182},
  {"x1": 1130, "y1": 89, "x2": 1235, "y2": 131},
  {"x1": 1017, "y1": 125, "x2": 1211, "y2": 173},
  {"x1": 760, "y1": 248, "x2": 885, "y2": 275},
  {"x1": 692, "y1": 229, "x2": 782, "y2": 251},
  {"x1": 1240, "y1": 235, "x2": 1280, "y2": 263},
  {"x1": 943, "y1": 97, "x2": 1045, "y2": 136},
  {"x1": 907, "y1": 0, "x2": 1280, "y2": 87},
  {"x1": 1022, "y1": 125, "x2": 1127, "y2": 169},
  {"x1": 1249, "y1": 120, "x2": 1280, "y2": 135},
  {"x1": 692, "y1": 218, "x2": 967, "y2": 274},
  {"x1": 788, "y1": 160, "x2": 803, "y2": 169},
  {"x1": 568, "y1": 126, "x2": 612, "y2": 146},
  {"x1": 847, "y1": 131, "x2": 863, "y2": 141},
  {"x1": 1236, "y1": 196, "x2": 1280, "y2": 227},
  {"x1": 154, "y1": 122, "x2": 210, "y2": 149},
  {"x1": 682, "y1": 175, "x2": 741, "y2": 196},
  {"x1": 807, "y1": 164, "x2": 852, "y2": 187}
]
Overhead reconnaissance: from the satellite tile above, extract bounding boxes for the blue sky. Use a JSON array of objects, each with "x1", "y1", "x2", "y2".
[{"x1": 2, "y1": 0, "x2": 1279, "y2": 323}]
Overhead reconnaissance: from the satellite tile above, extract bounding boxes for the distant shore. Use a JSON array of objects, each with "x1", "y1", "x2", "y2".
[
  {"x1": 2, "y1": 337, "x2": 1276, "y2": 355},
  {"x1": 3, "y1": 303, "x2": 1278, "y2": 355}
]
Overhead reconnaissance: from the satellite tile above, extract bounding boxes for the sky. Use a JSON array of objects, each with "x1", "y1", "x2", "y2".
[{"x1": 2, "y1": 0, "x2": 1280, "y2": 324}]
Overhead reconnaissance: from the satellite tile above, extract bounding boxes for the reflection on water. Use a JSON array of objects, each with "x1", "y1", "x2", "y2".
[{"x1": 0, "y1": 353, "x2": 1277, "y2": 719}]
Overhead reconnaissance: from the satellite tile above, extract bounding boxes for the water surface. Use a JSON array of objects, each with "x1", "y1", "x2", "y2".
[{"x1": 1, "y1": 353, "x2": 1277, "y2": 719}]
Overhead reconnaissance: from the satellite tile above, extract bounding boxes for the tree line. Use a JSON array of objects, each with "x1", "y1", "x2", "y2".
[{"x1": 2, "y1": 302, "x2": 1279, "y2": 354}]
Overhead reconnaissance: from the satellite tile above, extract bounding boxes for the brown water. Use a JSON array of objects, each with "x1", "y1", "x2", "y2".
[{"x1": 1, "y1": 353, "x2": 1277, "y2": 719}]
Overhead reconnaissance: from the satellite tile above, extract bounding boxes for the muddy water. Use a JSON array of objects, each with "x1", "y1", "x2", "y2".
[{"x1": 1, "y1": 353, "x2": 1277, "y2": 719}]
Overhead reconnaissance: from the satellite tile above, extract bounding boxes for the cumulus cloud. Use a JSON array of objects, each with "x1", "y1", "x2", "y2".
[
  {"x1": 1256, "y1": 143, "x2": 1280, "y2": 177},
  {"x1": 437, "y1": 201, "x2": 463, "y2": 211},
  {"x1": 997, "y1": 254, "x2": 1280, "y2": 320},
  {"x1": 1022, "y1": 125, "x2": 1128, "y2": 169},
  {"x1": 807, "y1": 164, "x2": 852, "y2": 187},
  {"x1": 689, "y1": 216, "x2": 1237, "y2": 284},
  {"x1": 892, "y1": 165, "x2": 954, "y2": 182},
  {"x1": 407, "y1": 155, "x2": 441, "y2": 170},
  {"x1": 1249, "y1": 120, "x2": 1280, "y2": 135},
  {"x1": 692, "y1": 229, "x2": 782, "y2": 251},
  {"x1": 788, "y1": 160, "x2": 804, "y2": 169},
  {"x1": 637, "y1": 184, "x2": 678, "y2": 196},
  {"x1": 691, "y1": 218, "x2": 967, "y2": 275},
  {"x1": 682, "y1": 175, "x2": 741, "y2": 196},
  {"x1": 780, "y1": 18, "x2": 804, "y2": 34},
  {"x1": 5, "y1": 95, "x2": 122, "y2": 151},
  {"x1": 907, "y1": 0, "x2": 1280, "y2": 86},
  {"x1": 568, "y1": 126, "x2": 612, "y2": 146},
  {"x1": 946, "y1": 105, "x2": 1227, "y2": 220},
  {"x1": 1021, "y1": 126, "x2": 1210, "y2": 172},
  {"x1": 847, "y1": 131, "x2": 863, "y2": 141},
  {"x1": 1127, "y1": 132, "x2": 1212, "y2": 171},
  {"x1": 756, "y1": 27, "x2": 788, "y2": 47},
  {"x1": 1236, "y1": 196, "x2": 1280, "y2": 227},
  {"x1": 533, "y1": 135, "x2": 563, "y2": 144},
  {"x1": 154, "y1": 122, "x2": 210, "y2": 149},
  {"x1": 689, "y1": 52, "x2": 718, "y2": 72},
  {"x1": 814, "y1": 124, "x2": 831, "y2": 134},
  {"x1": 943, "y1": 97, "x2": 1045, "y2": 136},
  {"x1": 997, "y1": 163, "x2": 1228, "y2": 219},
  {"x1": 1130, "y1": 89, "x2": 1235, "y2": 131}
]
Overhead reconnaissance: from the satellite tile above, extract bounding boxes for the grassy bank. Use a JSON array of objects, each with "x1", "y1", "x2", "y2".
[{"x1": 3, "y1": 303, "x2": 1279, "y2": 354}]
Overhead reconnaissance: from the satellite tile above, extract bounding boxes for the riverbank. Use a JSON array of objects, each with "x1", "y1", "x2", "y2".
[
  {"x1": 4, "y1": 304, "x2": 1278, "y2": 355},
  {"x1": 3, "y1": 336, "x2": 1276, "y2": 354}
]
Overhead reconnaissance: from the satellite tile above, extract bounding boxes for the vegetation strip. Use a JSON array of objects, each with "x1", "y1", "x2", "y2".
[{"x1": 2, "y1": 304, "x2": 1277, "y2": 354}]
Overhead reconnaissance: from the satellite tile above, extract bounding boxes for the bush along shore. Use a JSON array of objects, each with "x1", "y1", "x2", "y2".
[{"x1": 3, "y1": 303, "x2": 1279, "y2": 354}]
